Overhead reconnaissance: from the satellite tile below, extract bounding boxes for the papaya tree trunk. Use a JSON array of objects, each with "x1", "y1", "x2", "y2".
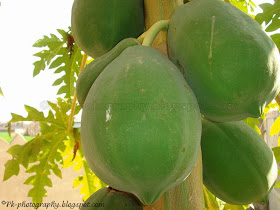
[
  {"x1": 143, "y1": 150, "x2": 204, "y2": 210},
  {"x1": 143, "y1": 0, "x2": 205, "y2": 209},
  {"x1": 143, "y1": 0, "x2": 183, "y2": 55}
]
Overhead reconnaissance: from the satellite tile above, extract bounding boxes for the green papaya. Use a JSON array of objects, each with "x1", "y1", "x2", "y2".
[
  {"x1": 80, "y1": 187, "x2": 142, "y2": 210},
  {"x1": 76, "y1": 38, "x2": 140, "y2": 107},
  {"x1": 201, "y1": 118, "x2": 278, "y2": 205},
  {"x1": 81, "y1": 45, "x2": 201, "y2": 205},
  {"x1": 71, "y1": 0, "x2": 145, "y2": 58},
  {"x1": 167, "y1": 0, "x2": 280, "y2": 122}
]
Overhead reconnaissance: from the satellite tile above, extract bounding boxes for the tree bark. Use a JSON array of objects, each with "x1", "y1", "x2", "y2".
[
  {"x1": 143, "y1": 0, "x2": 183, "y2": 55},
  {"x1": 143, "y1": 0, "x2": 205, "y2": 209}
]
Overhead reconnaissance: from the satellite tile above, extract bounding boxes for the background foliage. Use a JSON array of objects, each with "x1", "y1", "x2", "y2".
[
  {"x1": 3, "y1": 0, "x2": 280, "y2": 209},
  {"x1": 0, "y1": 87, "x2": 4, "y2": 97},
  {"x1": 4, "y1": 28, "x2": 105, "y2": 205}
]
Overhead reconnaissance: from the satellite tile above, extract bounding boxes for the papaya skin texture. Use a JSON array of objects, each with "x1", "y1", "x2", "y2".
[
  {"x1": 201, "y1": 118, "x2": 278, "y2": 205},
  {"x1": 81, "y1": 46, "x2": 201, "y2": 205},
  {"x1": 80, "y1": 187, "x2": 143, "y2": 210},
  {"x1": 71, "y1": 0, "x2": 145, "y2": 58},
  {"x1": 76, "y1": 38, "x2": 140, "y2": 107},
  {"x1": 167, "y1": 0, "x2": 280, "y2": 122}
]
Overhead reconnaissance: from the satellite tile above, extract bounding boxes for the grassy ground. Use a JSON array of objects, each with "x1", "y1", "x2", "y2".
[{"x1": 0, "y1": 132, "x2": 34, "y2": 143}]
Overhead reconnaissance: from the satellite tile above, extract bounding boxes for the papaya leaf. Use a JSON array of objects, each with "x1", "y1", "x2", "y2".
[
  {"x1": 4, "y1": 98, "x2": 79, "y2": 205},
  {"x1": 0, "y1": 87, "x2": 4, "y2": 96},
  {"x1": 271, "y1": 33, "x2": 280, "y2": 50},
  {"x1": 3, "y1": 138, "x2": 41, "y2": 181},
  {"x1": 61, "y1": 135, "x2": 106, "y2": 201},
  {"x1": 243, "y1": 117, "x2": 261, "y2": 135},
  {"x1": 255, "y1": 0, "x2": 280, "y2": 32},
  {"x1": 203, "y1": 186, "x2": 220, "y2": 210},
  {"x1": 223, "y1": 204, "x2": 247, "y2": 210},
  {"x1": 33, "y1": 34, "x2": 63, "y2": 77},
  {"x1": 226, "y1": 0, "x2": 256, "y2": 15},
  {"x1": 275, "y1": 180, "x2": 280, "y2": 188},
  {"x1": 264, "y1": 102, "x2": 279, "y2": 114},
  {"x1": 270, "y1": 116, "x2": 280, "y2": 136},
  {"x1": 272, "y1": 146, "x2": 280, "y2": 163},
  {"x1": 24, "y1": 133, "x2": 67, "y2": 204},
  {"x1": 33, "y1": 28, "x2": 83, "y2": 98},
  {"x1": 77, "y1": 152, "x2": 106, "y2": 201},
  {"x1": 10, "y1": 105, "x2": 66, "y2": 131},
  {"x1": 51, "y1": 44, "x2": 82, "y2": 98}
]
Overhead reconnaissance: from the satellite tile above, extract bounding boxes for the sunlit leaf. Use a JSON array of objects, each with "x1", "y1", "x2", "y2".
[
  {"x1": 264, "y1": 102, "x2": 279, "y2": 114},
  {"x1": 4, "y1": 98, "x2": 77, "y2": 205},
  {"x1": 271, "y1": 33, "x2": 280, "y2": 50},
  {"x1": 71, "y1": 148, "x2": 106, "y2": 201},
  {"x1": 255, "y1": 0, "x2": 280, "y2": 44},
  {"x1": 0, "y1": 87, "x2": 4, "y2": 96},
  {"x1": 224, "y1": 203, "x2": 247, "y2": 210},
  {"x1": 33, "y1": 28, "x2": 83, "y2": 98},
  {"x1": 272, "y1": 146, "x2": 280, "y2": 163},
  {"x1": 270, "y1": 116, "x2": 280, "y2": 136},
  {"x1": 203, "y1": 186, "x2": 220, "y2": 210},
  {"x1": 243, "y1": 117, "x2": 261, "y2": 135},
  {"x1": 61, "y1": 134, "x2": 106, "y2": 201},
  {"x1": 226, "y1": 0, "x2": 256, "y2": 15},
  {"x1": 275, "y1": 180, "x2": 280, "y2": 188}
]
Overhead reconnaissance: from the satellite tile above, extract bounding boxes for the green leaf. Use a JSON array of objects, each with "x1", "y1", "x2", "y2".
[
  {"x1": 271, "y1": 33, "x2": 280, "y2": 50},
  {"x1": 266, "y1": 18, "x2": 280, "y2": 32},
  {"x1": 10, "y1": 104, "x2": 66, "y2": 130},
  {"x1": 273, "y1": 146, "x2": 280, "y2": 163},
  {"x1": 33, "y1": 60, "x2": 46, "y2": 77},
  {"x1": 227, "y1": 0, "x2": 256, "y2": 15},
  {"x1": 52, "y1": 77, "x2": 64, "y2": 86},
  {"x1": 224, "y1": 203, "x2": 247, "y2": 210},
  {"x1": 255, "y1": 0, "x2": 280, "y2": 32},
  {"x1": 4, "y1": 98, "x2": 76, "y2": 204},
  {"x1": 32, "y1": 29, "x2": 83, "y2": 98},
  {"x1": 243, "y1": 117, "x2": 261, "y2": 135},
  {"x1": 33, "y1": 34, "x2": 61, "y2": 48},
  {"x1": 24, "y1": 133, "x2": 66, "y2": 204},
  {"x1": 270, "y1": 116, "x2": 280, "y2": 136},
  {"x1": 4, "y1": 138, "x2": 41, "y2": 181},
  {"x1": 4, "y1": 160, "x2": 20, "y2": 181}
]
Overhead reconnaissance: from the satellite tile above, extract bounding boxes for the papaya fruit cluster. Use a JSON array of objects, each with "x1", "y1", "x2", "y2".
[{"x1": 72, "y1": 0, "x2": 280, "y2": 208}]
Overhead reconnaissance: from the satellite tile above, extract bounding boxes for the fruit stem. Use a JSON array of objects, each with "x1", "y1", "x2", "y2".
[
  {"x1": 137, "y1": 31, "x2": 147, "y2": 43},
  {"x1": 67, "y1": 53, "x2": 88, "y2": 133},
  {"x1": 142, "y1": 20, "x2": 170, "y2": 47}
]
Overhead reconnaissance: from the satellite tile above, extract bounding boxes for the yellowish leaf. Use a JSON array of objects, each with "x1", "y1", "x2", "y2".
[
  {"x1": 264, "y1": 102, "x2": 279, "y2": 114},
  {"x1": 73, "y1": 175, "x2": 83, "y2": 188},
  {"x1": 224, "y1": 203, "x2": 247, "y2": 210},
  {"x1": 270, "y1": 117, "x2": 280, "y2": 136}
]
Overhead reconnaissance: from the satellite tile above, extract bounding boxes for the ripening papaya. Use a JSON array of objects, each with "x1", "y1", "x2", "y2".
[
  {"x1": 71, "y1": 0, "x2": 145, "y2": 58},
  {"x1": 201, "y1": 118, "x2": 278, "y2": 205},
  {"x1": 80, "y1": 187, "x2": 143, "y2": 210},
  {"x1": 167, "y1": 0, "x2": 280, "y2": 122},
  {"x1": 80, "y1": 44, "x2": 202, "y2": 205}
]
